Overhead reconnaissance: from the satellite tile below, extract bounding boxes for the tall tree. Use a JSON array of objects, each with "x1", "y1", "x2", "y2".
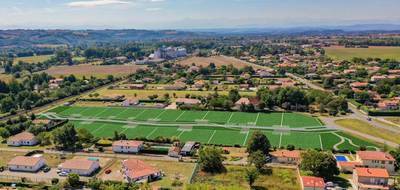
[
  {"x1": 52, "y1": 124, "x2": 78, "y2": 150},
  {"x1": 247, "y1": 130, "x2": 271, "y2": 155},
  {"x1": 300, "y1": 150, "x2": 339, "y2": 179},
  {"x1": 198, "y1": 146, "x2": 225, "y2": 173}
]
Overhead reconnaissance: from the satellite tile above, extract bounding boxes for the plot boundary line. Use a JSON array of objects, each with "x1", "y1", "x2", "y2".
[
  {"x1": 242, "y1": 130, "x2": 250, "y2": 146},
  {"x1": 175, "y1": 111, "x2": 186, "y2": 121},
  {"x1": 280, "y1": 112, "x2": 284, "y2": 127},
  {"x1": 278, "y1": 132, "x2": 283, "y2": 147},
  {"x1": 155, "y1": 110, "x2": 167, "y2": 119},
  {"x1": 201, "y1": 111, "x2": 210, "y2": 120},
  {"x1": 319, "y1": 134, "x2": 323, "y2": 150},
  {"x1": 177, "y1": 130, "x2": 185, "y2": 138},
  {"x1": 146, "y1": 127, "x2": 159, "y2": 139},
  {"x1": 255, "y1": 113, "x2": 260, "y2": 125},
  {"x1": 120, "y1": 127, "x2": 129, "y2": 134},
  {"x1": 134, "y1": 109, "x2": 147, "y2": 119},
  {"x1": 207, "y1": 130, "x2": 217, "y2": 143},
  {"x1": 93, "y1": 107, "x2": 110, "y2": 118},
  {"x1": 227, "y1": 112, "x2": 234, "y2": 123},
  {"x1": 92, "y1": 123, "x2": 106, "y2": 134},
  {"x1": 114, "y1": 108, "x2": 129, "y2": 118}
]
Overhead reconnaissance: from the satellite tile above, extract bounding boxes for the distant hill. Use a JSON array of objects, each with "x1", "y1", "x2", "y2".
[{"x1": 0, "y1": 29, "x2": 201, "y2": 49}]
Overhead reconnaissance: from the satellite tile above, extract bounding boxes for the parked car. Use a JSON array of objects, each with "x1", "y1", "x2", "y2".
[
  {"x1": 43, "y1": 166, "x2": 51, "y2": 173},
  {"x1": 59, "y1": 172, "x2": 69, "y2": 176},
  {"x1": 105, "y1": 169, "x2": 112, "y2": 174}
]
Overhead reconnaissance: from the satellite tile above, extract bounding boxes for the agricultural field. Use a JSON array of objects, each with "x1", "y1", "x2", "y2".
[
  {"x1": 13, "y1": 55, "x2": 53, "y2": 64},
  {"x1": 335, "y1": 119, "x2": 400, "y2": 144},
  {"x1": 41, "y1": 106, "x2": 378, "y2": 150},
  {"x1": 177, "y1": 55, "x2": 266, "y2": 69},
  {"x1": 87, "y1": 88, "x2": 256, "y2": 100},
  {"x1": 43, "y1": 64, "x2": 146, "y2": 79},
  {"x1": 0, "y1": 74, "x2": 13, "y2": 83},
  {"x1": 324, "y1": 46, "x2": 400, "y2": 61},
  {"x1": 191, "y1": 166, "x2": 300, "y2": 190}
]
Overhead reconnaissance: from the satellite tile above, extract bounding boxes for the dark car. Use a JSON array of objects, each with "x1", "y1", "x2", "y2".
[
  {"x1": 105, "y1": 169, "x2": 112, "y2": 174},
  {"x1": 43, "y1": 166, "x2": 51, "y2": 173}
]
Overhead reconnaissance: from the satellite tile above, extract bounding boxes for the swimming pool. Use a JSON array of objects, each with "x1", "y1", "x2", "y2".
[{"x1": 335, "y1": 155, "x2": 348, "y2": 162}]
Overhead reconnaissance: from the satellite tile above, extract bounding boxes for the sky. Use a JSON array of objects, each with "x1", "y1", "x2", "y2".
[{"x1": 1, "y1": 0, "x2": 400, "y2": 29}]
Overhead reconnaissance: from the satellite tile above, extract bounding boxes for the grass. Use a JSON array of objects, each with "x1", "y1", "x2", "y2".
[
  {"x1": 335, "y1": 119, "x2": 400, "y2": 145},
  {"x1": 192, "y1": 165, "x2": 300, "y2": 190},
  {"x1": 324, "y1": 46, "x2": 400, "y2": 61},
  {"x1": 0, "y1": 74, "x2": 13, "y2": 83},
  {"x1": 14, "y1": 55, "x2": 53, "y2": 64},
  {"x1": 44, "y1": 106, "x2": 379, "y2": 150},
  {"x1": 384, "y1": 117, "x2": 400, "y2": 125},
  {"x1": 177, "y1": 55, "x2": 267, "y2": 69}
]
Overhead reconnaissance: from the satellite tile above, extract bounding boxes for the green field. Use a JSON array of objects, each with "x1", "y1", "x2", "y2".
[
  {"x1": 324, "y1": 46, "x2": 400, "y2": 61},
  {"x1": 42, "y1": 106, "x2": 378, "y2": 150},
  {"x1": 14, "y1": 55, "x2": 53, "y2": 64}
]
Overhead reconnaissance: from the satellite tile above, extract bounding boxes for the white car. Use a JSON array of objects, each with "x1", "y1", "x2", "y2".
[{"x1": 59, "y1": 172, "x2": 69, "y2": 176}]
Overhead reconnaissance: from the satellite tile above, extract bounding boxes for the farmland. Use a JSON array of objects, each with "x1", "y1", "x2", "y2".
[
  {"x1": 41, "y1": 106, "x2": 378, "y2": 150},
  {"x1": 324, "y1": 46, "x2": 400, "y2": 60},
  {"x1": 177, "y1": 55, "x2": 266, "y2": 69},
  {"x1": 42, "y1": 64, "x2": 146, "y2": 79},
  {"x1": 13, "y1": 55, "x2": 53, "y2": 64}
]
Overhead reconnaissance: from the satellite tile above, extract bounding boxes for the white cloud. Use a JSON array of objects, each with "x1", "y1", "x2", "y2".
[{"x1": 67, "y1": 0, "x2": 131, "y2": 8}]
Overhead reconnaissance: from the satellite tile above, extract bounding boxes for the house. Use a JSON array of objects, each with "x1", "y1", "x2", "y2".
[
  {"x1": 8, "y1": 156, "x2": 46, "y2": 172},
  {"x1": 180, "y1": 141, "x2": 196, "y2": 156},
  {"x1": 112, "y1": 140, "x2": 144, "y2": 154},
  {"x1": 168, "y1": 146, "x2": 181, "y2": 158},
  {"x1": 194, "y1": 80, "x2": 206, "y2": 88},
  {"x1": 175, "y1": 98, "x2": 201, "y2": 106},
  {"x1": 371, "y1": 75, "x2": 387, "y2": 82},
  {"x1": 235, "y1": 97, "x2": 250, "y2": 107},
  {"x1": 59, "y1": 159, "x2": 100, "y2": 176},
  {"x1": 300, "y1": 176, "x2": 325, "y2": 190},
  {"x1": 270, "y1": 150, "x2": 301, "y2": 165},
  {"x1": 7, "y1": 132, "x2": 38, "y2": 147},
  {"x1": 164, "y1": 82, "x2": 186, "y2": 90},
  {"x1": 356, "y1": 151, "x2": 396, "y2": 174},
  {"x1": 353, "y1": 167, "x2": 390, "y2": 190},
  {"x1": 337, "y1": 161, "x2": 362, "y2": 173},
  {"x1": 377, "y1": 100, "x2": 399, "y2": 110},
  {"x1": 350, "y1": 82, "x2": 369, "y2": 89},
  {"x1": 122, "y1": 99, "x2": 140, "y2": 107},
  {"x1": 122, "y1": 159, "x2": 162, "y2": 183},
  {"x1": 128, "y1": 84, "x2": 146, "y2": 90}
]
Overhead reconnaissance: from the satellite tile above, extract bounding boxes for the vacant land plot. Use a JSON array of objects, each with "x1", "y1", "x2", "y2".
[
  {"x1": 0, "y1": 74, "x2": 13, "y2": 83},
  {"x1": 177, "y1": 55, "x2": 266, "y2": 69},
  {"x1": 88, "y1": 88, "x2": 256, "y2": 100},
  {"x1": 43, "y1": 64, "x2": 146, "y2": 79},
  {"x1": 324, "y1": 46, "x2": 400, "y2": 60},
  {"x1": 191, "y1": 166, "x2": 300, "y2": 190},
  {"x1": 42, "y1": 106, "x2": 378, "y2": 150},
  {"x1": 335, "y1": 119, "x2": 400, "y2": 145},
  {"x1": 14, "y1": 55, "x2": 53, "y2": 64},
  {"x1": 384, "y1": 117, "x2": 400, "y2": 125}
]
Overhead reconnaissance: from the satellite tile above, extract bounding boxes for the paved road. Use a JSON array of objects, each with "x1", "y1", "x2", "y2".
[{"x1": 288, "y1": 73, "x2": 399, "y2": 147}]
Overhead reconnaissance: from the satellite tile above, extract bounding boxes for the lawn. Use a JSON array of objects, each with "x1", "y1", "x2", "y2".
[
  {"x1": 324, "y1": 46, "x2": 400, "y2": 61},
  {"x1": 191, "y1": 165, "x2": 300, "y2": 190},
  {"x1": 335, "y1": 119, "x2": 400, "y2": 145}
]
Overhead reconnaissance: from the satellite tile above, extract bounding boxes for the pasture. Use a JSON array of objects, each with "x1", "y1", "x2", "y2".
[
  {"x1": 177, "y1": 55, "x2": 266, "y2": 69},
  {"x1": 42, "y1": 106, "x2": 378, "y2": 150},
  {"x1": 42, "y1": 64, "x2": 146, "y2": 79},
  {"x1": 324, "y1": 46, "x2": 400, "y2": 61}
]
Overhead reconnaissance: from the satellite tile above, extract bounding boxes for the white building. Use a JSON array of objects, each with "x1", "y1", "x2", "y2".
[
  {"x1": 59, "y1": 159, "x2": 100, "y2": 176},
  {"x1": 153, "y1": 46, "x2": 187, "y2": 60},
  {"x1": 112, "y1": 140, "x2": 144, "y2": 154},
  {"x1": 270, "y1": 150, "x2": 301, "y2": 165},
  {"x1": 8, "y1": 156, "x2": 46, "y2": 172},
  {"x1": 356, "y1": 151, "x2": 396, "y2": 174},
  {"x1": 7, "y1": 132, "x2": 38, "y2": 147}
]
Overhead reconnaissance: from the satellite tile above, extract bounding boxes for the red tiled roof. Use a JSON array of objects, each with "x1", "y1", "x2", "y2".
[
  {"x1": 60, "y1": 159, "x2": 98, "y2": 170},
  {"x1": 301, "y1": 176, "x2": 325, "y2": 188},
  {"x1": 123, "y1": 159, "x2": 160, "y2": 179},
  {"x1": 113, "y1": 140, "x2": 144, "y2": 147},
  {"x1": 337, "y1": 161, "x2": 362, "y2": 167},
  {"x1": 8, "y1": 156, "x2": 44, "y2": 167},
  {"x1": 355, "y1": 167, "x2": 389, "y2": 178},
  {"x1": 356, "y1": 151, "x2": 395, "y2": 161},
  {"x1": 8, "y1": 132, "x2": 36, "y2": 142},
  {"x1": 271, "y1": 150, "x2": 301, "y2": 159}
]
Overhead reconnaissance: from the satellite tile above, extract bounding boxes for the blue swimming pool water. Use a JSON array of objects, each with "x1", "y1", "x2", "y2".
[{"x1": 335, "y1": 155, "x2": 348, "y2": 162}]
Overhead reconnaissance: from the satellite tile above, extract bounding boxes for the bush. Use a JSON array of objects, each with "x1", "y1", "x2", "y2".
[{"x1": 96, "y1": 139, "x2": 113, "y2": 146}]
